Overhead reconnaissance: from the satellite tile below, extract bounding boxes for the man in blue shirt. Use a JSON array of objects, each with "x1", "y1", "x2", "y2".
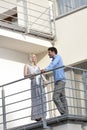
[{"x1": 41, "y1": 47, "x2": 68, "y2": 115}]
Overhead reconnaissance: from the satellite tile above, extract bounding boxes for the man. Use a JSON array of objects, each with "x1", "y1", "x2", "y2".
[{"x1": 41, "y1": 47, "x2": 68, "y2": 115}]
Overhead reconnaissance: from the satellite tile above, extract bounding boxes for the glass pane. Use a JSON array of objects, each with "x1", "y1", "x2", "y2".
[{"x1": 57, "y1": 0, "x2": 87, "y2": 15}]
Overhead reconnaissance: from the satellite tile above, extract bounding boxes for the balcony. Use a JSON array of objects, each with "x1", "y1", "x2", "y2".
[
  {"x1": 0, "y1": 0, "x2": 55, "y2": 54},
  {"x1": 0, "y1": 66, "x2": 87, "y2": 130}
]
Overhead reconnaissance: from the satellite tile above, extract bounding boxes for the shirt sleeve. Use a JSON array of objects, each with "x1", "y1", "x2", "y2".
[{"x1": 45, "y1": 55, "x2": 60, "y2": 71}]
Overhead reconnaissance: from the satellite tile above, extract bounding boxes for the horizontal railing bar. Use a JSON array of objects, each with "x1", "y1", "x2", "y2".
[
  {"x1": 66, "y1": 96, "x2": 86, "y2": 101},
  {"x1": 2, "y1": 0, "x2": 49, "y2": 10},
  {"x1": 68, "y1": 105, "x2": 87, "y2": 109},
  {"x1": 6, "y1": 105, "x2": 87, "y2": 123},
  {"x1": 0, "y1": 65, "x2": 87, "y2": 88},
  {"x1": 6, "y1": 115, "x2": 30, "y2": 123},
  {"x1": 1, "y1": 16, "x2": 50, "y2": 30},
  {"x1": 5, "y1": 92, "x2": 47, "y2": 107},
  {"x1": 1, "y1": 0, "x2": 49, "y2": 17},
  {"x1": 5, "y1": 100, "x2": 54, "y2": 116},
  {"x1": 0, "y1": 122, "x2": 3, "y2": 125},
  {"x1": 5, "y1": 106, "x2": 30, "y2": 115},
  {"x1": 65, "y1": 65, "x2": 87, "y2": 72},
  {"x1": 0, "y1": 114, "x2": 3, "y2": 116},
  {"x1": 5, "y1": 97, "x2": 30, "y2": 106},
  {"x1": 65, "y1": 86, "x2": 85, "y2": 92},
  {"x1": 0, "y1": 66, "x2": 64, "y2": 87},
  {"x1": 5, "y1": 88, "x2": 30, "y2": 98},
  {"x1": 0, "y1": 6, "x2": 50, "y2": 20}
]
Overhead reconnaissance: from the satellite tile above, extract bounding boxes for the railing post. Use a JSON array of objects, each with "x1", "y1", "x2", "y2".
[
  {"x1": 48, "y1": 0, "x2": 56, "y2": 39},
  {"x1": 2, "y1": 87, "x2": 7, "y2": 130},
  {"x1": 17, "y1": 0, "x2": 30, "y2": 33},
  {"x1": 40, "y1": 74, "x2": 49, "y2": 129}
]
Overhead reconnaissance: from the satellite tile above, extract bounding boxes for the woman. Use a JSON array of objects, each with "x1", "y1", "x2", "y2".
[{"x1": 24, "y1": 54, "x2": 47, "y2": 121}]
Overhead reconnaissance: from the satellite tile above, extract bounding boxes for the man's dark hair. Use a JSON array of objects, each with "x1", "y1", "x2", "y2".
[{"x1": 48, "y1": 47, "x2": 58, "y2": 54}]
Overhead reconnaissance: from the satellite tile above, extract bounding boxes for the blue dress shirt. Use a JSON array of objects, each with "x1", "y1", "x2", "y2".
[{"x1": 45, "y1": 54, "x2": 65, "y2": 82}]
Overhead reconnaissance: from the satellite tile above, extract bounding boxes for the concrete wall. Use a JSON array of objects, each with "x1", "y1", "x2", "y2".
[
  {"x1": 26, "y1": 121, "x2": 87, "y2": 130},
  {"x1": 52, "y1": 123, "x2": 82, "y2": 130},
  {"x1": 52, "y1": 123, "x2": 87, "y2": 130}
]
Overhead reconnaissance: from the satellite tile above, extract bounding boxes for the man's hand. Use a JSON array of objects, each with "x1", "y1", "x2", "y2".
[{"x1": 41, "y1": 69, "x2": 46, "y2": 73}]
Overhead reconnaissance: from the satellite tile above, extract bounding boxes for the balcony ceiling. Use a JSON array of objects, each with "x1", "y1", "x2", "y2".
[{"x1": 0, "y1": 28, "x2": 52, "y2": 55}]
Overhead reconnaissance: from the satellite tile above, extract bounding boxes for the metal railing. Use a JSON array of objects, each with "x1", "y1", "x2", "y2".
[
  {"x1": 0, "y1": 0, "x2": 55, "y2": 40},
  {"x1": 0, "y1": 66, "x2": 87, "y2": 130}
]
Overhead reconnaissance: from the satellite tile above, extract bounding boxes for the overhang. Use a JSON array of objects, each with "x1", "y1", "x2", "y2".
[{"x1": 0, "y1": 28, "x2": 52, "y2": 54}]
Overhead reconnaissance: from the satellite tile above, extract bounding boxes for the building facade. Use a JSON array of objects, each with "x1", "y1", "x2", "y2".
[{"x1": 0, "y1": 0, "x2": 87, "y2": 130}]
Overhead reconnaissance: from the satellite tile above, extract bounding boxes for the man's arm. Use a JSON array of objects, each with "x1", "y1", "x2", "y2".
[{"x1": 45, "y1": 55, "x2": 60, "y2": 71}]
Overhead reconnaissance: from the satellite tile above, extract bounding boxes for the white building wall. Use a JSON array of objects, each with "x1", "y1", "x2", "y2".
[
  {"x1": 0, "y1": 48, "x2": 28, "y2": 63},
  {"x1": 55, "y1": 8, "x2": 87, "y2": 65}
]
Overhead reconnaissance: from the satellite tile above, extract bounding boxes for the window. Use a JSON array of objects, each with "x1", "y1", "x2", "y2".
[{"x1": 57, "y1": 0, "x2": 87, "y2": 15}]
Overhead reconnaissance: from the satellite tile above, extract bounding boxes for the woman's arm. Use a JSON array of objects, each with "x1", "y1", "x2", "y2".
[
  {"x1": 42, "y1": 74, "x2": 47, "y2": 87},
  {"x1": 24, "y1": 65, "x2": 29, "y2": 77}
]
